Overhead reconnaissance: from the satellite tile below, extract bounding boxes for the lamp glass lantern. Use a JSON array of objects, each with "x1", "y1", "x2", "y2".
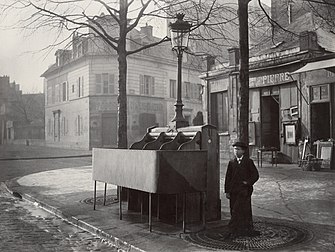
[{"x1": 169, "y1": 14, "x2": 191, "y2": 51}]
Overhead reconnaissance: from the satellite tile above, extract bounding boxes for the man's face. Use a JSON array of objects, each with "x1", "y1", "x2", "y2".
[{"x1": 233, "y1": 146, "x2": 245, "y2": 158}]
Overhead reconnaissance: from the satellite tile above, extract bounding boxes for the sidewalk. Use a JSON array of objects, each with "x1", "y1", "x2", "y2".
[
  {"x1": 3, "y1": 146, "x2": 335, "y2": 251},
  {"x1": 0, "y1": 144, "x2": 91, "y2": 160}
]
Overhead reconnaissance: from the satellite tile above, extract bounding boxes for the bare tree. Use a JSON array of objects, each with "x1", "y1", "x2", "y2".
[{"x1": 238, "y1": 0, "x2": 251, "y2": 152}]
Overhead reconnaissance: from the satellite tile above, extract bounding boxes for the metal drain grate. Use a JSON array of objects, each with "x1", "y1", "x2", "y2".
[
  {"x1": 81, "y1": 195, "x2": 118, "y2": 206},
  {"x1": 185, "y1": 221, "x2": 313, "y2": 250}
]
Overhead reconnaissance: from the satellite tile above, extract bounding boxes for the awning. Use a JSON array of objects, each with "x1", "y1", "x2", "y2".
[{"x1": 291, "y1": 58, "x2": 335, "y2": 74}]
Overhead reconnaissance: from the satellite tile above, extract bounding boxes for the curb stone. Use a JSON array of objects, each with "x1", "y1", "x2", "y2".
[
  {"x1": 0, "y1": 154, "x2": 92, "y2": 161},
  {"x1": 3, "y1": 181, "x2": 145, "y2": 252}
]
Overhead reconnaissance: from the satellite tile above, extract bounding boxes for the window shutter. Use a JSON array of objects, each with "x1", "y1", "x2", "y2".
[
  {"x1": 109, "y1": 74, "x2": 114, "y2": 94},
  {"x1": 150, "y1": 76, "x2": 155, "y2": 95},
  {"x1": 96, "y1": 74, "x2": 102, "y2": 94},
  {"x1": 81, "y1": 76, "x2": 84, "y2": 96},
  {"x1": 77, "y1": 78, "x2": 80, "y2": 97},
  {"x1": 140, "y1": 74, "x2": 144, "y2": 94}
]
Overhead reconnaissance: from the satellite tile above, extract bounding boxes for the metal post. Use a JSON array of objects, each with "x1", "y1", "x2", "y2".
[
  {"x1": 119, "y1": 186, "x2": 122, "y2": 220},
  {"x1": 149, "y1": 193, "x2": 152, "y2": 232},
  {"x1": 140, "y1": 192, "x2": 143, "y2": 217},
  {"x1": 157, "y1": 194, "x2": 160, "y2": 220},
  {"x1": 202, "y1": 192, "x2": 206, "y2": 229},
  {"x1": 93, "y1": 180, "x2": 97, "y2": 210},
  {"x1": 103, "y1": 183, "x2": 107, "y2": 206},
  {"x1": 182, "y1": 193, "x2": 186, "y2": 233},
  {"x1": 171, "y1": 50, "x2": 188, "y2": 129},
  {"x1": 175, "y1": 194, "x2": 178, "y2": 224}
]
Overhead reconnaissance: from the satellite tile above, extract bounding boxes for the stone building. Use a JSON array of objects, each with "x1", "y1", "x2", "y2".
[
  {"x1": 0, "y1": 76, "x2": 44, "y2": 144},
  {"x1": 41, "y1": 20, "x2": 204, "y2": 149}
]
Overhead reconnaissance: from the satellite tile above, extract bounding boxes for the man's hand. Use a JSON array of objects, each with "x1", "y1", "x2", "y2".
[{"x1": 225, "y1": 193, "x2": 230, "y2": 199}]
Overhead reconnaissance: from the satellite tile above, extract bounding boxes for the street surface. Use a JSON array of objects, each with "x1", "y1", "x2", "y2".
[
  {"x1": 0, "y1": 183, "x2": 117, "y2": 251},
  {"x1": 0, "y1": 146, "x2": 118, "y2": 252}
]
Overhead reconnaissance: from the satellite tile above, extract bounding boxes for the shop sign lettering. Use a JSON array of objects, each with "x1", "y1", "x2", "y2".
[{"x1": 250, "y1": 72, "x2": 290, "y2": 87}]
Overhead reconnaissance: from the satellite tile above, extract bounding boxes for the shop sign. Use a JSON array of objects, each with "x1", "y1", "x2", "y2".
[
  {"x1": 305, "y1": 69, "x2": 335, "y2": 85},
  {"x1": 250, "y1": 72, "x2": 291, "y2": 88},
  {"x1": 128, "y1": 100, "x2": 163, "y2": 112},
  {"x1": 210, "y1": 78, "x2": 229, "y2": 93},
  {"x1": 91, "y1": 99, "x2": 117, "y2": 111}
]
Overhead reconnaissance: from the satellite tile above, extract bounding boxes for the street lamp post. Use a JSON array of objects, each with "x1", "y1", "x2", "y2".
[{"x1": 169, "y1": 13, "x2": 191, "y2": 129}]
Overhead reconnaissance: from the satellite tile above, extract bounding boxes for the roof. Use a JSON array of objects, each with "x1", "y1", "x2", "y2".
[{"x1": 250, "y1": 12, "x2": 335, "y2": 57}]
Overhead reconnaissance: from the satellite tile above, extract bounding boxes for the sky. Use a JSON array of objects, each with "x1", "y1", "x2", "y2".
[{"x1": 0, "y1": 0, "x2": 271, "y2": 94}]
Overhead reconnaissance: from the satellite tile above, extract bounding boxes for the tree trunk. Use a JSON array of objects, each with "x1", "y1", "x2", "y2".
[
  {"x1": 117, "y1": 0, "x2": 128, "y2": 149},
  {"x1": 238, "y1": 0, "x2": 250, "y2": 155}
]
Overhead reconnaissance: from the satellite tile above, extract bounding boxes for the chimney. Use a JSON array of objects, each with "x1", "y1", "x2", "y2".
[
  {"x1": 141, "y1": 23, "x2": 153, "y2": 37},
  {"x1": 299, "y1": 31, "x2": 319, "y2": 51},
  {"x1": 228, "y1": 47, "x2": 240, "y2": 66}
]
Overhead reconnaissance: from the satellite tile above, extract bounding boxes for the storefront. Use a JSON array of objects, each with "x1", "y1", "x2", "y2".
[
  {"x1": 291, "y1": 57, "x2": 335, "y2": 169},
  {"x1": 205, "y1": 56, "x2": 305, "y2": 162}
]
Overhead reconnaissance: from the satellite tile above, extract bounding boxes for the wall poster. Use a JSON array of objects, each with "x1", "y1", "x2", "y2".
[{"x1": 284, "y1": 124, "x2": 296, "y2": 145}]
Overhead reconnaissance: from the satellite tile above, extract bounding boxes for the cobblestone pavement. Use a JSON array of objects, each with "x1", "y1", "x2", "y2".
[{"x1": 0, "y1": 184, "x2": 118, "y2": 252}]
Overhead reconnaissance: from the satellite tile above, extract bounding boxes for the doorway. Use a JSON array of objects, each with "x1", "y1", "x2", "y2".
[
  {"x1": 101, "y1": 113, "x2": 117, "y2": 147},
  {"x1": 261, "y1": 96, "x2": 280, "y2": 148},
  {"x1": 311, "y1": 102, "x2": 330, "y2": 143}
]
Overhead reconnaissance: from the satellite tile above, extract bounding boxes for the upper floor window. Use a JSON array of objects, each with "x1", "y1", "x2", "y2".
[
  {"x1": 96, "y1": 73, "x2": 115, "y2": 94},
  {"x1": 62, "y1": 82, "x2": 68, "y2": 101},
  {"x1": 77, "y1": 77, "x2": 84, "y2": 97},
  {"x1": 140, "y1": 75, "x2": 155, "y2": 95}
]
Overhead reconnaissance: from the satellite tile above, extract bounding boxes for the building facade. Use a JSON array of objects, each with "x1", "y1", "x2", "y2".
[
  {"x1": 42, "y1": 23, "x2": 204, "y2": 149},
  {"x1": 202, "y1": 9, "x2": 335, "y2": 165}
]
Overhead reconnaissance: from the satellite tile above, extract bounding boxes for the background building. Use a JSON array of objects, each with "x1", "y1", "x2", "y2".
[
  {"x1": 0, "y1": 76, "x2": 44, "y2": 144},
  {"x1": 42, "y1": 21, "x2": 204, "y2": 150}
]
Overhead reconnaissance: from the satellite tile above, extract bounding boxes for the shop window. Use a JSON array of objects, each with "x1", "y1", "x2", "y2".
[
  {"x1": 311, "y1": 84, "x2": 329, "y2": 103},
  {"x1": 211, "y1": 91, "x2": 228, "y2": 132}
]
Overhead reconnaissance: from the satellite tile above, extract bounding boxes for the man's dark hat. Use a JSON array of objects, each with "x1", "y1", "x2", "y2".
[{"x1": 232, "y1": 141, "x2": 248, "y2": 149}]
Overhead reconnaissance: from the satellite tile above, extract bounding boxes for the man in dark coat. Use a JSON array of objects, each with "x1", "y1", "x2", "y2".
[{"x1": 224, "y1": 141, "x2": 259, "y2": 237}]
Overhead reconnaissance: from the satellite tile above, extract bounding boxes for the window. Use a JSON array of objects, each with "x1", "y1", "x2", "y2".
[
  {"x1": 169, "y1": 80, "x2": 176, "y2": 98},
  {"x1": 96, "y1": 74, "x2": 102, "y2": 94},
  {"x1": 311, "y1": 84, "x2": 329, "y2": 103},
  {"x1": 76, "y1": 115, "x2": 83, "y2": 136},
  {"x1": 77, "y1": 77, "x2": 84, "y2": 97},
  {"x1": 47, "y1": 86, "x2": 52, "y2": 105},
  {"x1": 78, "y1": 77, "x2": 81, "y2": 97},
  {"x1": 211, "y1": 91, "x2": 229, "y2": 132},
  {"x1": 62, "y1": 82, "x2": 67, "y2": 101},
  {"x1": 140, "y1": 75, "x2": 155, "y2": 95},
  {"x1": 96, "y1": 73, "x2": 114, "y2": 94},
  {"x1": 184, "y1": 82, "x2": 190, "y2": 99},
  {"x1": 102, "y1": 73, "x2": 108, "y2": 94}
]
